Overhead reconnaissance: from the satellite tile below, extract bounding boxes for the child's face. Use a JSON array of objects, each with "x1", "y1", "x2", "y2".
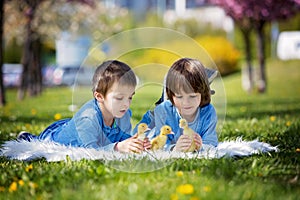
[
  {"x1": 102, "y1": 82, "x2": 135, "y2": 118},
  {"x1": 172, "y1": 90, "x2": 201, "y2": 121}
]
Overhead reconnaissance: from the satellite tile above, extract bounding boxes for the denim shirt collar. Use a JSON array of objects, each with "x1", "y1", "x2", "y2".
[{"x1": 93, "y1": 98, "x2": 119, "y2": 131}]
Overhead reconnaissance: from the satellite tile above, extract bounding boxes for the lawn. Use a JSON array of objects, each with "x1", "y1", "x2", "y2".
[{"x1": 0, "y1": 59, "x2": 299, "y2": 200}]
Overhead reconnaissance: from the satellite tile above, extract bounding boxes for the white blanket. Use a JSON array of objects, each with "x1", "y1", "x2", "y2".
[{"x1": 0, "y1": 137, "x2": 278, "y2": 162}]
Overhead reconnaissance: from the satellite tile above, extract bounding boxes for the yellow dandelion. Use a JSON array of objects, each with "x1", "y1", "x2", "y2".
[
  {"x1": 296, "y1": 148, "x2": 300, "y2": 153},
  {"x1": 176, "y1": 171, "x2": 184, "y2": 177},
  {"x1": 54, "y1": 113, "x2": 62, "y2": 120},
  {"x1": 25, "y1": 123, "x2": 31, "y2": 130},
  {"x1": 26, "y1": 164, "x2": 33, "y2": 172},
  {"x1": 8, "y1": 182, "x2": 17, "y2": 192},
  {"x1": 176, "y1": 184, "x2": 194, "y2": 195},
  {"x1": 270, "y1": 116, "x2": 276, "y2": 122},
  {"x1": 286, "y1": 121, "x2": 291, "y2": 127},
  {"x1": 170, "y1": 193, "x2": 178, "y2": 200},
  {"x1": 18, "y1": 180, "x2": 25, "y2": 186},
  {"x1": 190, "y1": 197, "x2": 200, "y2": 200},
  {"x1": 0, "y1": 186, "x2": 5, "y2": 192},
  {"x1": 31, "y1": 109, "x2": 37, "y2": 115}
]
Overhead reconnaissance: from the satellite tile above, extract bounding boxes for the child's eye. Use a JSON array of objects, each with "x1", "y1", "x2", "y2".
[
  {"x1": 175, "y1": 95, "x2": 183, "y2": 99},
  {"x1": 115, "y1": 97, "x2": 123, "y2": 101},
  {"x1": 190, "y1": 95, "x2": 197, "y2": 98}
]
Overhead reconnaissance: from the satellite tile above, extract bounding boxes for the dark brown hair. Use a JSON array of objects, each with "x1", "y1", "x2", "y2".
[
  {"x1": 165, "y1": 58, "x2": 211, "y2": 107},
  {"x1": 92, "y1": 60, "x2": 136, "y2": 96}
]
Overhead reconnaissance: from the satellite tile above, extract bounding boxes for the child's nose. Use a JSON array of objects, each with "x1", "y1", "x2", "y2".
[{"x1": 182, "y1": 97, "x2": 190, "y2": 105}]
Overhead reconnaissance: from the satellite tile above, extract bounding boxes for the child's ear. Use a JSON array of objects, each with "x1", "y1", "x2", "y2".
[{"x1": 94, "y1": 91, "x2": 104, "y2": 103}]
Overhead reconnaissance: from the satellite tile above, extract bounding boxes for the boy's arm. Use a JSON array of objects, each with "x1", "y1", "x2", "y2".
[
  {"x1": 200, "y1": 105, "x2": 218, "y2": 147},
  {"x1": 76, "y1": 117, "x2": 113, "y2": 149}
]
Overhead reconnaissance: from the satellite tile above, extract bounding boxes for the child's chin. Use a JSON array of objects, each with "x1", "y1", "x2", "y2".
[
  {"x1": 115, "y1": 111, "x2": 126, "y2": 118},
  {"x1": 181, "y1": 109, "x2": 196, "y2": 116}
]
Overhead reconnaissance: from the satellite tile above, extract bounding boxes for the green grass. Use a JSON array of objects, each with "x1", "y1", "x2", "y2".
[{"x1": 1, "y1": 59, "x2": 300, "y2": 200}]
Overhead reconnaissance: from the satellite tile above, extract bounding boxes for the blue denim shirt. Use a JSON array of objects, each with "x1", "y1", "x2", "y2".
[
  {"x1": 38, "y1": 99, "x2": 132, "y2": 151},
  {"x1": 133, "y1": 100, "x2": 218, "y2": 150}
]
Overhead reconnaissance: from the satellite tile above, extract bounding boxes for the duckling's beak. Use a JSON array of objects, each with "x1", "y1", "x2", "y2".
[{"x1": 168, "y1": 131, "x2": 175, "y2": 135}]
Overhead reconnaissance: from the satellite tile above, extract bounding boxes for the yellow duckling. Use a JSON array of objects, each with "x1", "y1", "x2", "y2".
[
  {"x1": 179, "y1": 118, "x2": 196, "y2": 152},
  {"x1": 136, "y1": 123, "x2": 150, "y2": 141},
  {"x1": 150, "y1": 125, "x2": 173, "y2": 150}
]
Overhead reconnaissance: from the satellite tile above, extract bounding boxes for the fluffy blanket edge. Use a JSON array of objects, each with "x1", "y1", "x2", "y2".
[{"x1": 0, "y1": 137, "x2": 279, "y2": 162}]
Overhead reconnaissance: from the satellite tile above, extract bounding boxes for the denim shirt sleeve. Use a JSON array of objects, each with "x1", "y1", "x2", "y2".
[
  {"x1": 153, "y1": 102, "x2": 169, "y2": 136},
  {"x1": 198, "y1": 104, "x2": 218, "y2": 147},
  {"x1": 153, "y1": 101, "x2": 178, "y2": 150},
  {"x1": 75, "y1": 117, "x2": 131, "y2": 152},
  {"x1": 74, "y1": 116, "x2": 112, "y2": 150},
  {"x1": 73, "y1": 101, "x2": 132, "y2": 151}
]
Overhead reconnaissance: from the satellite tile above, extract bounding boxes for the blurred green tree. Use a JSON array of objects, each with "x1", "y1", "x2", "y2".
[
  {"x1": 209, "y1": 0, "x2": 300, "y2": 93},
  {"x1": 1, "y1": 0, "x2": 95, "y2": 102},
  {"x1": 1, "y1": 0, "x2": 131, "y2": 104}
]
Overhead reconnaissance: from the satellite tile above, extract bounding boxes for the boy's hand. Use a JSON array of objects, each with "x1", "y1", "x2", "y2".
[
  {"x1": 173, "y1": 135, "x2": 192, "y2": 152},
  {"x1": 143, "y1": 137, "x2": 152, "y2": 150},
  {"x1": 173, "y1": 133, "x2": 202, "y2": 152},
  {"x1": 193, "y1": 133, "x2": 202, "y2": 150},
  {"x1": 115, "y1": 133, "x2": 144, "y2": 153}
]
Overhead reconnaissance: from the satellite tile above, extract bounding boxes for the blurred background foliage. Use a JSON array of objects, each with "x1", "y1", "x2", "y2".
[
  {"x1": 3, "y1": 0, "x2": 133, "y2": 65},
  {"x1": 195, "y1": 36, "x2": 241, "y2": 75},
  {"x1": 3, "y1": 1, "x2": 300, "y2": 76}
]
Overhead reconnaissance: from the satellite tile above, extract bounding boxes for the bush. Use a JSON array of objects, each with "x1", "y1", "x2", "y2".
[
  {"x1": 195, "y1": 36, "x2": 241, "y2": 75},
  {"x1": 119, "y1": 35, "x2": 241, "y2": 83}
]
